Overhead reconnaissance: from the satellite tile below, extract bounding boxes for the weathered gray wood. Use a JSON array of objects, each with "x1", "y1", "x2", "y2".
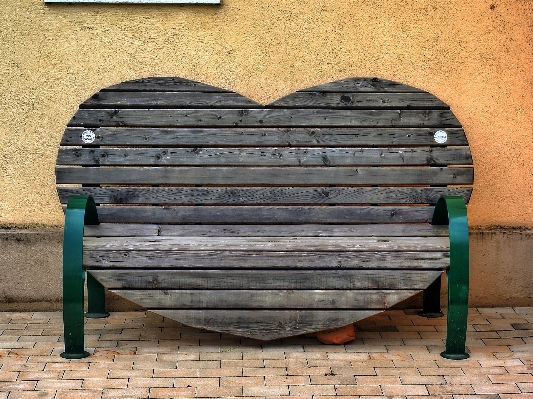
[
  {"x1": 55, "y1": 166, "x2": 474, "y2": 185},
  {"x1": 68, "y1": 108, "x2": 462, "y2": 128},
  {"x1": 56, "y1": 76, "x2": 473, "y2": 341},
  {"x1": 112, "y1": 289, "x2": 421, "y2": 309},
  {"x1": 61, "y1": 127, "x2": 469, "y2": 146},
  {"x1": 90, "y1": 269, "x2": 443, "y2": 290},
  {"x1": 82, "y1": 91, "x2": 260, "y2": 108},
  {"x1": 56, "y1": 147, "x2": 473, "y2": 166},
  {"x1": 59, "y1": 186, "x2": 473, "y2": 205},
  {"x1": 83, "y1": 223, "x2": 450, "y2": 237},
  {"x1": 300, "y1": 78, "x2": 423, "y2": 93},
  {"x1": 102, "y1": 77, "x2": 232, "y2": 92},
  {"x1": 88, "y1": 205, "x2": 435, "y2": 224},
  {"x1": 84, "y1": 236, "x2": 449, "y2": 252},
  {"x1": 154, "y1": 309, "x2": 380, "y2": 340},
  {"x1": 270, "y1": 92, "x2": 448, "y2": 109},
  {"x1": 83, "y1": 250, "x2": 450, "y2": 269}
]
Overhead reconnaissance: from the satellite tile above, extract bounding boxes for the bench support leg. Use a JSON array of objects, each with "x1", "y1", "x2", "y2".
[
  {"x1": 85, "y1": 273, "x2": 110, "y2": 319},
  {"x1": 432, "y1": 196, "x2": 470, "y2": 360},
  {"x1": 61, "y1": 196, "x2": 99, "y2": 359},
  {"x1": 420, "y1": 275, "x2": 444, "y2": 318}
]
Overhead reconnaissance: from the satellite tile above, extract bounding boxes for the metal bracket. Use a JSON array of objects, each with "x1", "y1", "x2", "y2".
[{"x1": 432, "y1": 196, "x2": 470, "y2": 360}]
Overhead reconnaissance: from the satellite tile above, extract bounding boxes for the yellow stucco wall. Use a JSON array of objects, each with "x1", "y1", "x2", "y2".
[{"x1": 1, "y1": 0, "x2": 532, "y2": 227}]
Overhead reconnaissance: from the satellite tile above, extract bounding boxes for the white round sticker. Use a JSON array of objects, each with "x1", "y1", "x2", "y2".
[
  {"x1": 81, "y1": 130, "x2": 96, "y2": 144},
  {"x1": 433, "y1": 130, "x2": 448, "y2": 144}
]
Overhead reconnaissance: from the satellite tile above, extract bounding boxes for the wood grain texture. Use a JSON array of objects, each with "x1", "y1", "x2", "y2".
[
  {"x1": 90, "y1": 269, "x2": 443, "y2": 290},
  {"x1": 86, "y1": 205, "x2": 435, "y2": 224},
  {"x1": 102, "y1": 77, "x2": 233, "y2": 92},
  {"x1": 61, "y1": 127, "x2": 470, "y2": 146},
  {"x1": 55, "y1": 166, "x2": 474, "y2": 185},
  {"x1": 59, "y1": 186, "x2": 472, "y2": 205},
  {"x1": 112, "y1": 289, "x2": 421, "y2": 309},
  {"x1": 69, "y1": 108, "x2": 462, "y2": 128},
  {"x1": 84, "y1": 236, "x2": 450, "y2": 252},
  {"x1": 83, "y1": 223, "x2": 450, "y2": 237},
  {"x1": 300, "y1": 78, "x2": 424, "y2": 93},
  {"x1": 270, "y1": 92, "x2": 448, "y2": 109},
  {"x1": 154, "y1": 309, "x2": 380, "y2": 340},
  {"x1": 56, "y1": 147, "x2": 473, "y2": 166},
  {"x1": 82, "y1": 91, "x2": 260, "y2": 108},
  {"x1": 83, "y1": 249, "x2": 450, "y2": 269}
]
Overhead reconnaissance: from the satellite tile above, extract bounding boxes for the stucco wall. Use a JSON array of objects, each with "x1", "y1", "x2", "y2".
[{"x1": 1, "y1": 0, "x2": 532, "y2": 228}]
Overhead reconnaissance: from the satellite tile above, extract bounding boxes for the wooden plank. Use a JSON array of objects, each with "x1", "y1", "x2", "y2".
[
  {"x1": 154, "y1": 309, "x2": 380, "y2": 340},
  {"x1": 86, "y1": 205, "x2": 435, "y2": 224},
  {"x1": 83, "y1": 223, "x2": 450, "y2": 237},
  {"x1": 90, "y1": 269, "x2": 443, "y2": 290},
  {"x1": 112, "y1": 289, "x2": 421, "y2": 310},
  {"x1": 59, "y1": 186, "x2": 473, "y2": 205},
  {"x1": 84, "y1": 250, "x2": 450, "y2": 269},
  {"x1": 83, "y1": 235, "x2": 450, "y2": 252},
  {"x1": 55, "y1": 166, "x2": 474, "y2": 185},
  {"x1": 68, "y1": 109, "x2": 462, "y2": 128},
  {"x1": 81, "y1": 91, "x2": 260, "y2": 108},
  {"x1": 56, "y1": 147, "x2": 473, "y2": 166},
  {"x1": 270, "y1": 92, "x2": 448, "y2": 109},
  {"x1": 300, "y1": 78, "x2": 423, "y2": 93},
  {"x1": 102, "y1": 77, "x2": 232, "y2": 92},
  {"x1": 61, "y1": 127, "x2": 469, "y2": 146}
]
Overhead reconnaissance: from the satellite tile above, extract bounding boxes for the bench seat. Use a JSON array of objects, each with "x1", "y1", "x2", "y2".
[{"x1": 83, "y1": 224, "x2": 450, "y2": 340}]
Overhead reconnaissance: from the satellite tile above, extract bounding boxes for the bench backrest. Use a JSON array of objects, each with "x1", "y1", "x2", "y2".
[{"x1": 56, "y1": 77, "x2": 473, "y2": 223}]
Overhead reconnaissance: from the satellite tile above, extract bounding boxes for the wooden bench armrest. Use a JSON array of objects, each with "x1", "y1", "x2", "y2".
[
  {"x1": 61, "y1": 195, "x2": 108, "y2": 359},
  {"x1": 432, "y1": 196, "x2": 470, "y2": 360}
]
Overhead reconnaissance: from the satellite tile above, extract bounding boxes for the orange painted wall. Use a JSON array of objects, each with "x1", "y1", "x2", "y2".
[{"x1": 1, "y1": 0, "x2": 532, "y2": 227}]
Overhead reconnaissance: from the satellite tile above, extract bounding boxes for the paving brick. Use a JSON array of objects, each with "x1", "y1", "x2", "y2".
[
  {"x1": 149, "y1": 387, "x2": 196, "y2": 398},
  {"x1": 381, "y1": 384, "x2": 429, "y2": 396},
  {"x1": 335, "y1": 384, "x2": 383, "y2": 395},
  {"x1": 401, "y1": 375, "x2": 446, "y2": 385},
  {"x1": 472, "y1": 383, "x2": 521, "y2": 394},
  {"x1": 518, "y1": 382, "x2": 533, "y2": 393},
  {"x1": 0, "y1": 381, "x2": 37, "y2": 390},
  {"x1": 243, "y1": 385, "x2": 289, "y2": 396},
  {"x1": 102, "y1": 387, "x2": 150, "y2": 399},
  {"x1": 490, "y1": 374, "x2": 533, "y2": 383},
  {"x1": 265, "y1": 375, "x2": 309, "y2": 385},
  {"x1": 83, "y1": 378, "x2": 128, "y2": 389},
  {"x1": 36, "y1": 379, "x2": 83, "y2": 390},
  {"x1": 5, "y1": 392, "x2": 56, "y2": 399},
  {"x1": 244, "y1": 367, "x2": 286, "y2": 376},
  {"x1": 427, "y1": 384, "x2": 475, "y2": 394},
  {"x1": 309, "y1": 374, "x2": 356, "y2": 385},
  {"x1": 128, "y1": 377, "x2": 174, "y2": 388},
  {"x1": 419, "y1": 367, "x2": 466, "y2": 376},
  {"x1": 174, "y1": 377, "x2": 219, "y2": 387},
  {"x1": 356, "y1": 376, "x2": 400, "y2": 385},
  {"x1": 18, "y1": 371, "x2": 63, "y2": 380},
  {"x1": 220, "y1": 376, "x2": 264, "y2": 386},
  {"x1": 196, "y1": 386, "x2": 243, "y2": 397}
]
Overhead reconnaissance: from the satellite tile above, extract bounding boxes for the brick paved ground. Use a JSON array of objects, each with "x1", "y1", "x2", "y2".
[{"x1": 0, "y1": 307, "x2": 532, "y2": 398}]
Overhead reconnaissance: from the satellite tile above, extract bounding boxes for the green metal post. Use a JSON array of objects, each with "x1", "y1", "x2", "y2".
[
  {"x1": 432, "y1": 196, "x2": 470, "y2": 360},
  {"x1": 61, "y1": 195, "x2": 99, "y2": 359}
]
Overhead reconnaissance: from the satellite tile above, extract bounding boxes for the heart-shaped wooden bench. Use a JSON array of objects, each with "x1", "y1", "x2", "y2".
[{"x1": 56, "y1": 76, "x2": 472, "y2": 359}]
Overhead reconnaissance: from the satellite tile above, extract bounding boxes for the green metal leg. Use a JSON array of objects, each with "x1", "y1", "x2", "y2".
[
  {"x1": 432, "y1": 196, "x2": 470, "y2": 360},
  {"x1": 420, "y1": 275, "x2": 444, "y2": 318},
  {"x1": 61, "y1": 196, "x2": 99, "y2": 359},
  {"x1": 85, "y1": 273, "x2": 110, "y2": 319}
]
